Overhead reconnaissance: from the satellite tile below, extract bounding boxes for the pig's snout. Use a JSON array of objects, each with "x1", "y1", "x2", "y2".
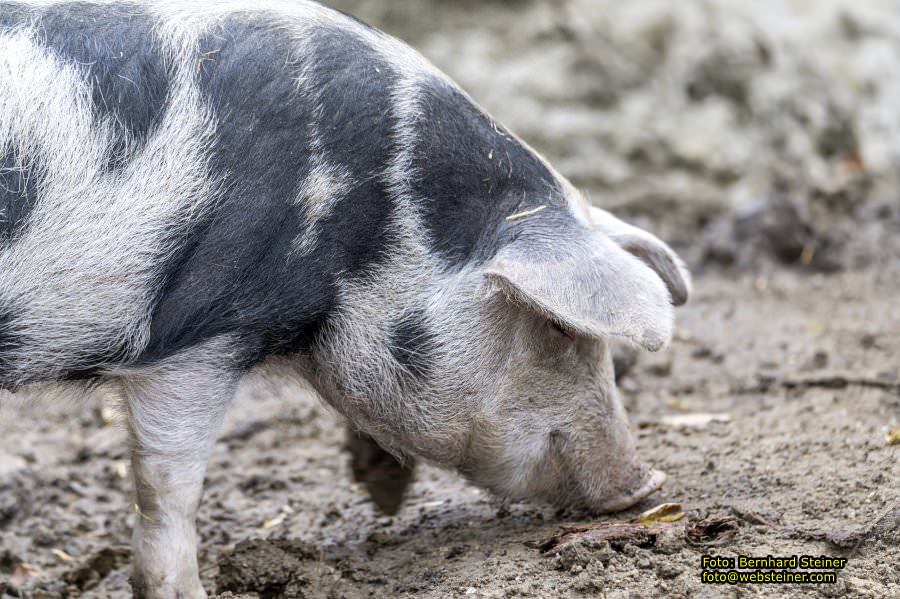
[{"x1": 591, "y1": 466, "x2": 666, "y2": 513}]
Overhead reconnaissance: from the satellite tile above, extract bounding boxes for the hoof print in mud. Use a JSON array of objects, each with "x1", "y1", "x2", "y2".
[{"x1": 216, "y1": 539, "x2": 315, "y2": 598}]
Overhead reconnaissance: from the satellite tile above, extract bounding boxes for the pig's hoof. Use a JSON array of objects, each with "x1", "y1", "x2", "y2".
[
  {"x1": 130, "y1": 574, "x2": 207, "y2": 599},
  {"x1": 594, "y1": 469, "x2": 666, "y2": 513}
]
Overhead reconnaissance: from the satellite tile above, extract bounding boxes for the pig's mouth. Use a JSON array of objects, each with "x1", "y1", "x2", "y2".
[{"x1": 590, "y1": 468, "x2": 666, "y2": 513}]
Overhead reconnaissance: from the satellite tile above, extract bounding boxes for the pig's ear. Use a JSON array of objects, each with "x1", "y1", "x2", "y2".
[
  {"x1": 589, "y1": 206, "x2": 691, "y2": 306},
  {"x1": 485, "y1": 230, "x2": 674, "y2": 351}
]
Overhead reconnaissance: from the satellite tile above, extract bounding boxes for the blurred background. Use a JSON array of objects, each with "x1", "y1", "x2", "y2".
[{"x1": 329, "y1": 0, "x2": 900, "y2": 274}]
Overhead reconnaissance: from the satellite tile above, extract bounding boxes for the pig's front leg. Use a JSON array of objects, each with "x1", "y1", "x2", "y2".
[{"x1": 117, "y1": 341, "x2": 241, "y2": 599}]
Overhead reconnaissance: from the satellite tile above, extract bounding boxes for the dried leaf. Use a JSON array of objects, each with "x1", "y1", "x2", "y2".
[
  {"x1": 10, "y1": 562, "x2": 41, "y2": 587},
  {"x1": 685, "y1": 516, "x2": 741, "y2": 546},
  {"x1": 630, "y1": 503, "x2": 685, "y2": 525},
  {"x1": 51, "y1": 548, "x2": 75, "y2": 562},
  {"x1": 886, "y1": 428, "x2": 900, "y2": 446},
  {"x1": 261, "y1": 513, "x2": 285, "y2": 529},
  {"x1": 664, "y1": 396, "x2": 693, "y2": 411}
]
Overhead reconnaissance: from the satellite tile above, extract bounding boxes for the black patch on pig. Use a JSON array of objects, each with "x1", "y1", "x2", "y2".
[
  {"x1": 0, "y1": 151, "x2": 40, "y2": 241},
  {"x1": 389, "y1": 311, "x2": 435, "y2": 379},
  {"x1": 25, "y1": 2, "x2": 170, "y2": 169},
  {"x1": 141, "y1": 17, "x2": 399, "y2": 366},
  {"x1": 0, "y1": 2, "x2": 33, "y2": 29},
  {"x1": 408, "y1": 76, "x2": 570, "y2": 265},
  {"x1": 299, "y1": 25, "x2": 399, "y2": 273}
]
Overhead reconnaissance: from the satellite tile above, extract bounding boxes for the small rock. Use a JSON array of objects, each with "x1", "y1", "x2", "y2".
[
  {"x1": 652, "y1": 527, "x2": 684, "y2": 555},
  {"x1": 656, "y1": 560, "x2": 684, "y2": 580},
  {"x1": 551, "y1": 543, "x2": 595, "y2": 571},
  {"x1": 444, "y1": 544, "x2": 468, "y2": 560}
]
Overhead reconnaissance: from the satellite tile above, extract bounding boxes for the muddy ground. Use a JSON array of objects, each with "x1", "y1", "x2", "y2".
[{"x1": 2, "y1": 0, "x2": 899, "y2": 597}]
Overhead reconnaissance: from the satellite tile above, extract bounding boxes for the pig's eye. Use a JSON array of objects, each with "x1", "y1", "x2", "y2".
[{"x1": 546, "y1": 319, "x2": 575, "y2": 342}]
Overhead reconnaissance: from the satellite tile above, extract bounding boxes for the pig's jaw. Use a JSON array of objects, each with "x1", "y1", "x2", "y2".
[
  {"x1": 454, "y1": 420, "x2": 667, "y2": 514},
  {"x1": 562, "y1": 428, "x2": 667, "y2": 514},
  {"x1": 462, "y1": 459, "x2": 666, "y2": 514}
]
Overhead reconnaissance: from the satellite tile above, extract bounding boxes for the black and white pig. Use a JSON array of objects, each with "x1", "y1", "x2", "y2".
[{"x1": 0, "y1": 1, "x2": 690, "y2": 596}]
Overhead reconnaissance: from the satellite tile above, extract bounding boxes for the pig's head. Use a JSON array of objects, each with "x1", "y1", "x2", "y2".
[
  {"x1": 309, "y1": 196, "x2": 690, "y2": 513},
  {"x1": 461, "y1": 212, "x2": 688, "y2": 511}
]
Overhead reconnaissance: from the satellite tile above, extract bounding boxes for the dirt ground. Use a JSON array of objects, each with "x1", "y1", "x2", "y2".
[{"x1": 2, "y1": 1, "x2": 899, "y2": 597}]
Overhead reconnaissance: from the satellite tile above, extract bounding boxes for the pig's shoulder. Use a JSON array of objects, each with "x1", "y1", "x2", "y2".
[{"x1": 139, "y1": 14, "x2": 404, "y2": 367}]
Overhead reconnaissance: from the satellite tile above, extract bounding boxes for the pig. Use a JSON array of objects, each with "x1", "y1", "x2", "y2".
[{"x1": 0, "y1": 1, "x2": 690, "y2": 597}]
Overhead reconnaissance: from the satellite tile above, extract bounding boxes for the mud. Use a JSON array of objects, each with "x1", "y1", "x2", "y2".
[{"x1": 1, "y1": 1, "x2": 899, "y2": 597}]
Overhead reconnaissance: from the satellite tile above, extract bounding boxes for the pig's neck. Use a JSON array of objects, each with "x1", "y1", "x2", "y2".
[{"x1": 297, "y1": 253, "x2": 504, "y2": 468}]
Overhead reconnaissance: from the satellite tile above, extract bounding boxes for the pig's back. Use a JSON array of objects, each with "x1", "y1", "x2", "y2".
[
  {"x1": 0, "y1": 1, "x2": 400, "y2": 386},
  {"x1": 141, "y1": 5, "x2": 410, "y2": 365},
  {"x1": 0, "y1": 0, "x2": 572, "y2": 388}
]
